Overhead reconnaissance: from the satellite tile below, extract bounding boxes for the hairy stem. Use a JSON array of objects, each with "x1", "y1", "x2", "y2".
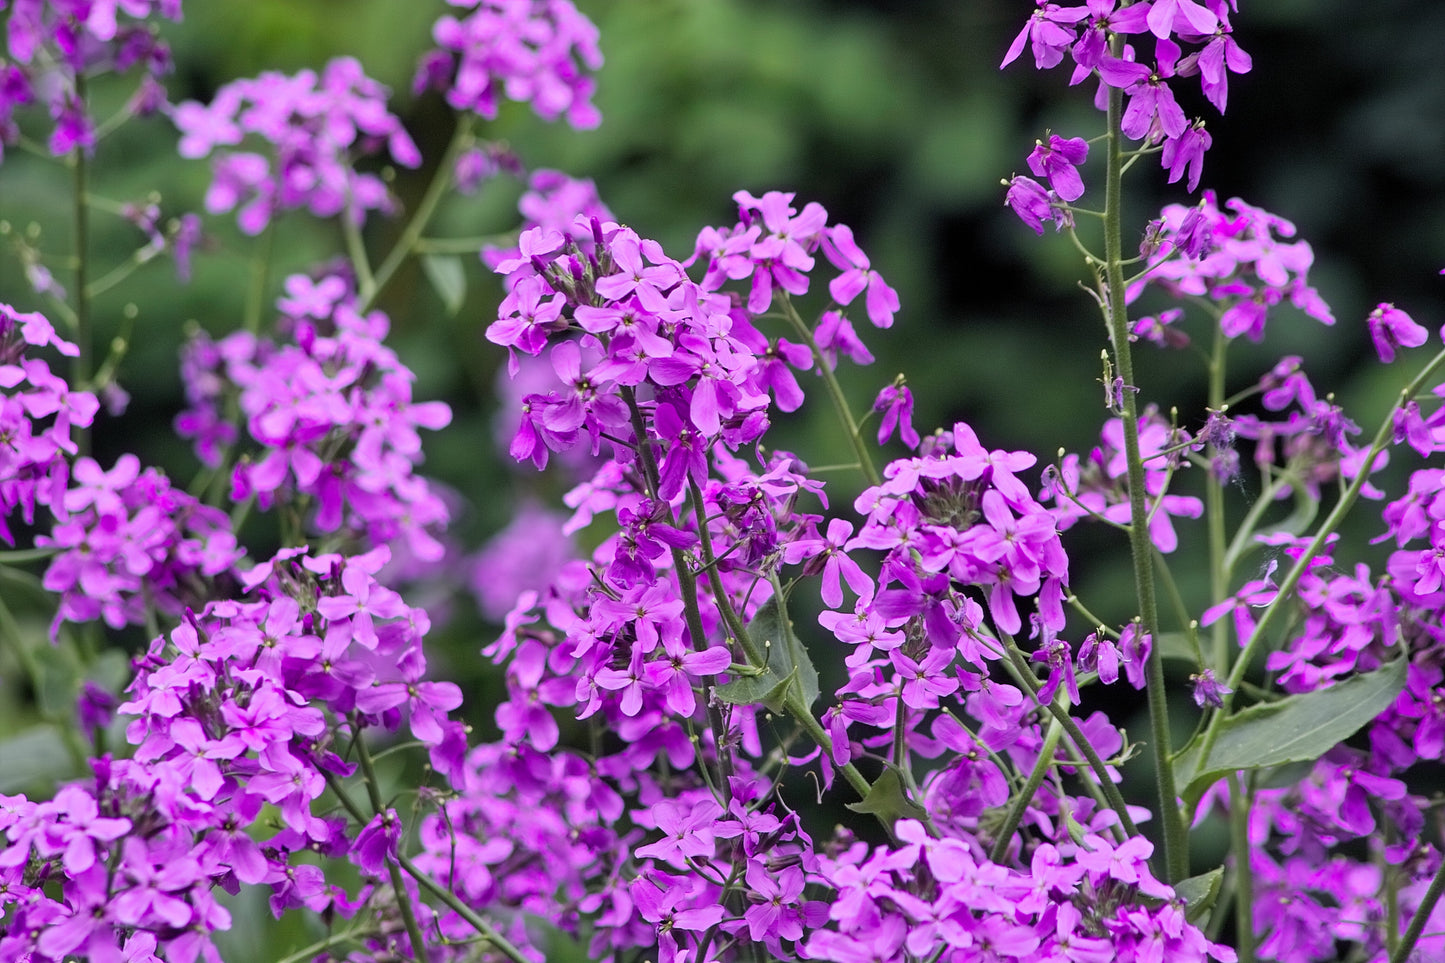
[
  {"x1": 1228, "y1": 772, "x2": 1256, "y2": 963},
  {"x1": 1102, "y1": 38, "x2": 1186, "y2": 881},
  {"x1": 1390, "y1": 852, "x2": 1445, "y2": 963},
  {"x1": 350, "y1": 727, "x2": 432, "y2": 963},
  {"x1": 72, "y1": 77, "x2": 91, "y2": 455},
  {"x1": 990, "y1": 703, "x2": 1064, "y2": 863},
  {"x1": 1206, "y1": 323, "x2": 1230, "y2": 676}
]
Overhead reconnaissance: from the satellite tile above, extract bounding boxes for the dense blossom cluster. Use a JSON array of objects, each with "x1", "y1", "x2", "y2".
[
  {"x1": 176, "y1": 270, "x2": 452, "y2": 565},
  {"x1": 451, "y1": 183, "x2": 1240, "y2": 961},
  {"x1": 172, "y1": 58, "x2": 422, "y2": 233},
  {"x1": 39, "y1": 453, "x2": 241, "y2": 636},
  {"x1": 1003, "y1": 0, "x2": 1251, "y2": 231},
  {"x1": 413, "y1": 0, "x2": 604, "y2": 129},
  {"x1": 1, "y1": 545, "x2": 466, "y2": 962},
  {"x1": 0, "y1": 0, "x2": 181, "y2": 160},
  {"x1": 3, "y1": 1, "x2": 1444, "y2": 962},
  {"x1": 0, "y1": 303, "x2": 95, "y2": 543},
  {"x1": 1130, "y1": 191, "x2": 1334, "y2": 340}
]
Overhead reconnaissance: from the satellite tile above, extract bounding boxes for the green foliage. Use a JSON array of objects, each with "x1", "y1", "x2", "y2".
[
  {"x1": 715, "y1": 589, "x2": 820, "y2": 714},
  {"x1": 1171, "y1": 658, "x2": 1408, "y2": 812}
]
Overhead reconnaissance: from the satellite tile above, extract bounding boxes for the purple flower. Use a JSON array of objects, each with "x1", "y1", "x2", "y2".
[
  {"x1": 1162, "y1": 120, "x2": 1212, "y2": 192},
  {"x1": 1027, "y1": 134, "x2": 1089, "y2": 202},
  {"x1": 1118, "y1": 622, "x2": 1152, "y2": 690},
  {"x1": 174, "y1": 58, "x2": 421, "y2": 232},
  {"x1": 418, "y1": 0, "x2": 604, "y2": 129},
  {"x1": 351, "y1": 810, "x2": 402, "y2": 878},
  {"x1": 635, "y1": 796, "x2": 724, "y2": 864},
  {"x1": 1000, "y1": 3, "x2": 1089, "y2": 70},
  {"x1": 1005, "y1": 174, "x2": 1057, "y2": 235},
  {"x1": 783, "y1": 518, "x2": 875, "y2": 608},
  {"x1": 822, "y1": 224, "x2": 900, "y2": 328},
  {"x1": 1189, "y1": 668, "x2": 1231, "y2": 708},
  {"x1": 1367, "y1": 302, "x2": 1428, "y2": 363},
  {"x1": 874, "y1": 381, "x2": 920, "y2": 449}
]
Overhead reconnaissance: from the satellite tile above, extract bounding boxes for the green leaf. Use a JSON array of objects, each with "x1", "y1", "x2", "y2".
[
  {"x1": 1173, "y1": 659, "x2": 1407, "y2": 811},
  {"x1": 1155, "y1": 631, "x2": 1199, "y2": 664},
  {"x1": 1174, "y1": 867, "x2": 1224, "y2": 924},
  {"x1": 766, "y1": 574, "x2": 819, "y2": 711},
  {"x1": 33, "y1": 644, "x2": 79, "y2": 720},
  {"x1": 0, "y1": 725, "x2": 79, "y2": 793},
  {"x1": 1254, "y1": 758, "x2": 1316, "y2": 791},
  {"x1": 89, "y1": 649, "x2": 132, "y2": 692},
  {"x1": 420, "y1": 254, "x2": 466, "y2": 315},
  {"x1": 844, "y1": 767, "x2": 926, "y2": 830},
  {"x1": 714, "y1": 601, "x2": 789, "y2": 709},
  {"x1": 1264, "y1": 484, "x2": 1320, "y2": 540},
  {"x1": 714, "y1": 583, "x2": 819, "y2": 714}
]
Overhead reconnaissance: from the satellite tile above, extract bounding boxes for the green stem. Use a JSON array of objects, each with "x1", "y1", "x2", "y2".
[
  {"x1": 687, "y1": 478, "x2": 759, "y2": 664},
  {"x1": 343, "y1": 206, "x2": 377, "y2": 302},
  {"x1": 1390, "y1": 854, "x2": 1445, "y2": 963},
  {"x1": 990, "y1": 703, "x2": 1064, "y2": 863},
  {"x1": 72, "y1": 78, "x2": 91, "y2": 455},
  {"x1": 1206, "y1": 323, "x2": 1230, "y2": 675},
  {"x1": 351, "y1": 727, "x2": 432, "y2": 963},
  {"x1": 782, "y1": 692, "x2": 873, "y2": 801},
  {"x1": 1384, "y1": 824, "x2": 1401, "y2": 960},
  {"x1": 1102, "y1": 38, "x2": 1186, "y2": 882},
  {"x1": 1222, "y1": 346, "x2": 1445, "y2": 704},
  {"x1": 1000, "y1": 636, "x2": 1140, "y2": 838},
  {"x1": 777, "y1": 292, "x2": 881, "y2": 488},
  {"x1": 363, "y1": 115, "x2": 473, "y2": 311},
  {"x1": 85, "y1": 245, "x2": 160, "y2": 299},
  {"x1": 397, "y1": 853, "x2": 535, "y2": 963},
  {"x1": 243, "y1": 220, "x2": 274, "y2": 335},
  {"x1": 273, "y1": 928, "x2": 367, "y2": 963},
  {"x1": 1228, "y1": 772, "x2": 1257, "y2": 963}
]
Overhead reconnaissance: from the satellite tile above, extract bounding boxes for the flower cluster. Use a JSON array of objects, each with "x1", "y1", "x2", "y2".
[
  {"x1": 414, "y1": 0, "x2": 604, "y2": 130},
  {"x1": 1199, "y1": 529, "x2": 1445, "y2": 961},
  {"x1": 176, "y1": 271, "x2": 453, "y2": 565},
  {"x1": 0, "y1": 0, "x2": 181, "y2": 160},
  {"x1": 0, "y1": 303, "x2": 96, "y2": 544},
  {"x1": 810, "y1": 820, "x2": 1230, "y2": 963},
  {"x1": 1, "y1": 545, "x2": 467, "y2": 963},
  {"x1": 1003, "y1": 0, "x2": 1252, "y2": 229},
  {"x1": 173, "y1": 57, "x2": 422, "y2": 234},
  {"x1": 1130, "y1": 191, "x2": 1334, "y2": 341},
  {"x1": 487, "y1": 188, "x2": 892, "y2": 475},
  {"x1": 39, "y1": 453, "x2": 241, "y2": 636},
  {"x1": 451, "y1": 184, "x2": 1241, "y2": 961},
  {"x1": 6, "y1": 2, "x2": 1445, "y2": 962}
]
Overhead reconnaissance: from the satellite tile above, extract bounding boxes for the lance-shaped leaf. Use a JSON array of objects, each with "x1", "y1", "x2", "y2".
[
  {"x1": 1175, "y1": 867, "x2": 1224, "y2": 925},
  {"x1": 1173, "y1": 658, "x2": 1406, "y2": 812},
  {"x1": 714, "y1": 579, "x2": 819, "y2": 714},
  {"x1": 845, "y1": 766, "x2": 926, "y2": 832},
  {"x1": 421, "y1": 254, "x2": 467, "y2": 316}
]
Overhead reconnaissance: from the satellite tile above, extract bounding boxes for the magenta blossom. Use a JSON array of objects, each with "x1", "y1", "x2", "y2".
[
  {"x1": 1367, "y1": 302, "x2": 1428, "y2": 363},
  {"x1": 1027, "y1": 134, "x2": 1089, "y2": 202}
]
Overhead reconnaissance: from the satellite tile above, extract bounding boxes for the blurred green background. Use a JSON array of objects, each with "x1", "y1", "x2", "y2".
[{"x1": 2, "y1": 0, "x2": 1444, "y2": 956}]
